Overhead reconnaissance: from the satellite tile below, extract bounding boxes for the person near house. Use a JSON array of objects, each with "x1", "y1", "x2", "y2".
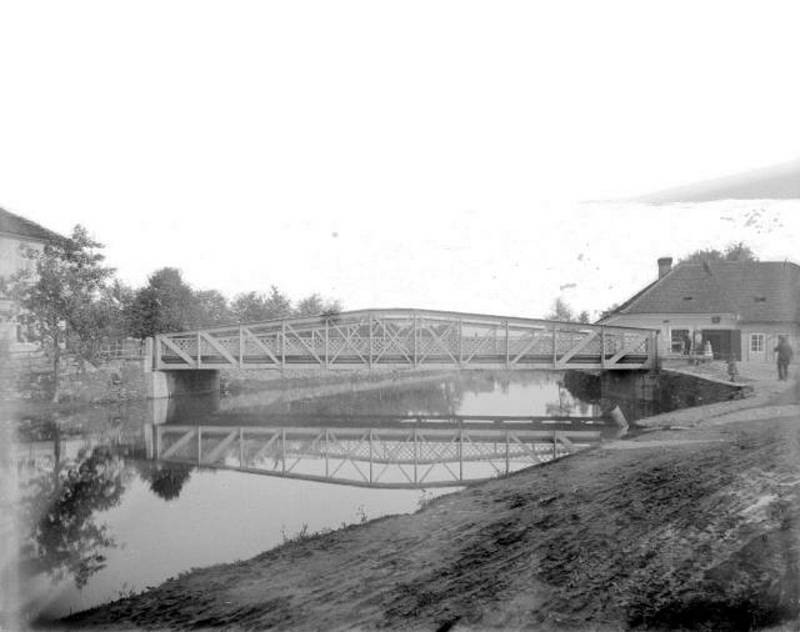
[
  {"x1": 727, "y1": 354, "x2": 738, "y2": 382},
  {"x1": 774, "y1": 335, "x2": 794, "y2": 381},
  {"x1": 683, "y1": 332, "x2": 692, "y2": 356},
  {"x1": 693, "y1": 330, "x2": 703, "y2": 356}
]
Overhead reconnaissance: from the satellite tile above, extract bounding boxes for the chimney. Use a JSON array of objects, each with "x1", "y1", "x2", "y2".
[{"x1": 657, "y1": 257, "x2": 673, "y2": 279}]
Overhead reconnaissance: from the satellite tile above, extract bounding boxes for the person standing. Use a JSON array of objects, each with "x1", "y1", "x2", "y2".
[{"x1": 774, "y1": 335, "x2": 794, "y2": 381}]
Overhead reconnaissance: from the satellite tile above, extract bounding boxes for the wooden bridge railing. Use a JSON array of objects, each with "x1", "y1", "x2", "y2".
[{"x1": 149, "y1": 308, "x2": 657, "y2": 372}]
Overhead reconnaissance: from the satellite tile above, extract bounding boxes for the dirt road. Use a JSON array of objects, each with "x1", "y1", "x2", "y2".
[{"x1": 57, "y1": 398, "x2": 800, "y2": 631}]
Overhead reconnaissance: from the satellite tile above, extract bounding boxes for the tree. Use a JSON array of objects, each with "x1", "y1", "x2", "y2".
[
  {"x1": 545, "y1": 298, "x2": 592, "y2": 324},
  {"x1": 125, "y1": 268, "x2": 197, "y2": 339},
  {"x1": 545, "y1": 297, "x2": 574, "y2": 322},
  {"x1": 231, "y1": 291, "x2": 270, "y2": 323},
  {"x1": 294, "y1": 293, "x2": 343, "y2": 318},
  {"x1": 680, "y1": 241, "x2": 758, "y2": 264},
  {"x1": 723, "y1": 241, "x2": 758, "y2": 262},
  {"x1": 12, "y1": 226, "x2": 115, "y2": 401},
  {"x1": 231, "y1": 286, "x2": 294, "y2": 323},
  {"x1": 263, "y1": 285, "x2": 293, "y2": 319},
  {"x1": 193, "y1": 289, "x2": 232, "y2": 326},
  {"x1": 598, "y1": 302, "x2": 620, "y2": 322}
]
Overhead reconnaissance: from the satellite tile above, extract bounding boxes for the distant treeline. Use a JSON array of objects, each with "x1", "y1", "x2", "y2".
[
  {"x1": 122, "y1": 266, "x2": 342, "y2": 339},
  {"x1": 8, "y1": 225, "x2": 342, "y2": 401}
]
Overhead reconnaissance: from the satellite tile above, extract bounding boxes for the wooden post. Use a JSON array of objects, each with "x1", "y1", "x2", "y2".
[
  {"x1": 413, "y1": 314, "x2": 418, "y2": 367},
  {"x1": 458, "y1": 319, "x2": 463, "y2": 365},
  {"x1": 324, "y1": 429, "x2": 329, "y2": 477},
  {"x1": 281, "y1": 428, "x2": 286, "y2": 474},
  {"x1": 505, "y1": 431, "x2": 510, "y2": 474},
  {"x1": 505, "y1": 321, "x2": 510, "y2": 367},
  {"x1": 413, "y1": 428, "x2": 418, "y2": 483},
  {"x1": 368, "y1": 313, "x2": 373, "y2": 369},
  {"x1": 650, "y1": 330, "x2": 657, "y2": 367},
  {"x1": 458, "y1": 429, "x2": 463, "y2": 481},
  {"x1": 239, "y1": 427, "x2": 244, "y2": 468},
  {"x1": 281, "y1": 322, "x2": 286, "y2": 369},
  {"x1": 238, "y1": 326, "x2": 244, "y2": 367},
  {"x1": 601, "y1": 326, "x2": 606, "y2": 368},
  {"x1": 553, "y1": 430, "x2": 558, "y2": 460},
  {"x1": 196, "y1": 428, "x2": 202, "y2": 464},
  {"x1": 552, "y1": 325, "x2": 558, "y2": 366},
  {"x1": 369, "y1": 429, "x2": 373, "y2": 484},
  {"x1": 196, "y1": 332, "x2": 202, "y2": 368},
  {"x1": 324, "y1": 319, "x2": 329, "y2": 368}
]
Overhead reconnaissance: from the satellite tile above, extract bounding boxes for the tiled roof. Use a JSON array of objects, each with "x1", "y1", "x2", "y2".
[
  {"x1": 613, "y1": 261, "x2": 800, "y2": 323},
  {"x1": 0, "y1": 207, "x2": 65, "y2": 243}
]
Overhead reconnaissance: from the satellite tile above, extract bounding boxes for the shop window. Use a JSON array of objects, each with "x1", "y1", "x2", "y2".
[{"x1": 671, "y1": 329, "x2": 689, "y2": 353}]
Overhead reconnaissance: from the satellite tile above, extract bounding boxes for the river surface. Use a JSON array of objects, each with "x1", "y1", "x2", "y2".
[{"x1": 9, "y1": 369, "x2": 616, "y2": 622}]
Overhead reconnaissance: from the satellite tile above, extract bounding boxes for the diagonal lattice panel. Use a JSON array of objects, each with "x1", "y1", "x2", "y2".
[{"x1": 154, "y1": 308, "x2": 656, "y2": 371}]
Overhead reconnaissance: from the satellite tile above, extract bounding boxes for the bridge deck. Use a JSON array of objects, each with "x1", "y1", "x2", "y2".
[{"x1": 150, "y1": 308, "x2": 657, "y2": 372}]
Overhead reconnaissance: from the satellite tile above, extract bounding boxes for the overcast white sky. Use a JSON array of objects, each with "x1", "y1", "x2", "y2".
[{"x1": 1, "y1": 1, "x2": 798, "y2": 319}]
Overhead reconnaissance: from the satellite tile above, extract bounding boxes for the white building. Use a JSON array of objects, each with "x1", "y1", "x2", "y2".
[
  {"x1": 0, "y1": 207, "x2": 65, "y2": 351},
  {"x1": 600, "y1": 257, "x2": 800, "y2": 363}
]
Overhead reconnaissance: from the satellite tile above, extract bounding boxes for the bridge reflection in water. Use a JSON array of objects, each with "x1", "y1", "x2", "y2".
[{"x1": 146, "y1": 415, "x2": 618, "y2": 489}]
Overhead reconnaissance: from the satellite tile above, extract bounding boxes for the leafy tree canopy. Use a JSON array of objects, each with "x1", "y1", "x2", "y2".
[
  {"x1": 545, "y1": 297, "x2": 590, "y2": 323},
  {"x1": 679, "y1": 241, "x2": 758, "y2": 264},
  {"x1": 12, "y1": 225, "x2": 115, "y2": 398},
  {"x1": 294, "y1": 293, "x2": 343, "y2": 318}
]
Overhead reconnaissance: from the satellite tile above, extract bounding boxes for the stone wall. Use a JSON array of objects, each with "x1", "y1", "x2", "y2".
[
  {"x1": 656, "y1": 369, "x2": 750, "y2": 411},
  {"x1": 563, "y1": 368, "x2": 751, "y2": 425},
  {"x1": 2, "y1": 353, "x2": 148, "y2": 404}
]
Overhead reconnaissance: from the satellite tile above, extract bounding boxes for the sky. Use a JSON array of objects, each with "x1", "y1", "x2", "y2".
[{"x1": 1, "y1": 1, "x2": 799, "y2": 320}]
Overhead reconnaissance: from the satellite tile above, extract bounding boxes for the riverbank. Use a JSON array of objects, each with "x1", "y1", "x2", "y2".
[
  {"x1": 2, "y1": 350, "x2": 454, "y2": 406},
  {"x1": 54, "y1": 368, "x2": 800, "y2": 631}
]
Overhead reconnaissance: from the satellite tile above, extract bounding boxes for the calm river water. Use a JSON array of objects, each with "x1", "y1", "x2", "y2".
[{"x1": 10, "y1": 369, "x2": 616, "y2": 622}]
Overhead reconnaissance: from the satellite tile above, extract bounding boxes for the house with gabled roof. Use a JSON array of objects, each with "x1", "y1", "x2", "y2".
[
  {"x1": 599, "y1": 257, "x2": 800, "y2": 363},
  {"x1": 1, "y1": 207, "x2": 65, "y2": 350}
]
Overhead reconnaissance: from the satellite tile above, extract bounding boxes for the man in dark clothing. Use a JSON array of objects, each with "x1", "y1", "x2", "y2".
[{"x1": 774, "y1": 336, "x2": 794, "y2": 381}]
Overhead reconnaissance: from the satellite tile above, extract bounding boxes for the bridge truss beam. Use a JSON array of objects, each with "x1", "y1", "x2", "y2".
[
  {"x1": 151, "y1": 309, "x2": 657, "y2": 372},
  {"x1": 151, "y1": 423, "x2": 604, "y2": 489}
]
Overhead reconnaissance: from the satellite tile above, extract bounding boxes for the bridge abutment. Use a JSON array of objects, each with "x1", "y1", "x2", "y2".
[{"x1": 147, "y1": 369, "x2": 221, "y2": 399}]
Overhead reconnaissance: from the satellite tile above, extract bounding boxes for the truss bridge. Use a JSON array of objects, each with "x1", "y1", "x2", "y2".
[
  {"x1": 146, "y1": 415, "x2": 617, "y2": 489},
  {"x1": 149, "y1": 308, "x2": 657, "y2": 373}
]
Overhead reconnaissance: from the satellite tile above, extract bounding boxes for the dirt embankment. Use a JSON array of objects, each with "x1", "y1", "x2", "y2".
[{"x1": 59, "y1": 404, "x2": 800, "y2": 631}]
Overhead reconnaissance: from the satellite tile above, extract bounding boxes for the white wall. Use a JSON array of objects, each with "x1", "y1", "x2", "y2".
[
  {"x1": 740, "y1": 323, "x2": 800, "y2": 363},
  {"x1": 601, "y1": 312, "x2": 738, "y2": 356}
]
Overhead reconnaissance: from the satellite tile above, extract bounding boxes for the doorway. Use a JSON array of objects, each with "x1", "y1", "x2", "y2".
[{"x1": 701, "y1": 329, "x2": 740, "y2": 360}]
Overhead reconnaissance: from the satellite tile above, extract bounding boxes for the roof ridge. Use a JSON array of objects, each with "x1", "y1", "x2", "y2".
[{"x1": 0, "y1": 206, "x2": 65, "y2": 242}]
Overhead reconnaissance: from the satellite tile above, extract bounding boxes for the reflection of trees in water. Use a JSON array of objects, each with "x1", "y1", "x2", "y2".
[
  {"x1": 282, "y1": 371, "x2": 570, "y2": 417},
  {"x1": 21, "y1": 445, "x2": 129, "y2": 589},
  {"x1": 287, "y1": 380, "x2": 466, "y2": 417},
  {"x1": 562, "y1": 370, "x2": 657, "y2": 422},
  {"x1": 544, "y1": 380, "x2": 580, "y2": 417},
  {"x1": 134, "y1": 461, "x2": 193, "y2": 501}
]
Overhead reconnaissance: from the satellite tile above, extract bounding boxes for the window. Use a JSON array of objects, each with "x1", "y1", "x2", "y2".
[
  {"x1": 671, "y1": 329, "x2": 689, "y2": 353},
  {"x1": 750, "y1": 333, "x2": 765, "y2": 353}
]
